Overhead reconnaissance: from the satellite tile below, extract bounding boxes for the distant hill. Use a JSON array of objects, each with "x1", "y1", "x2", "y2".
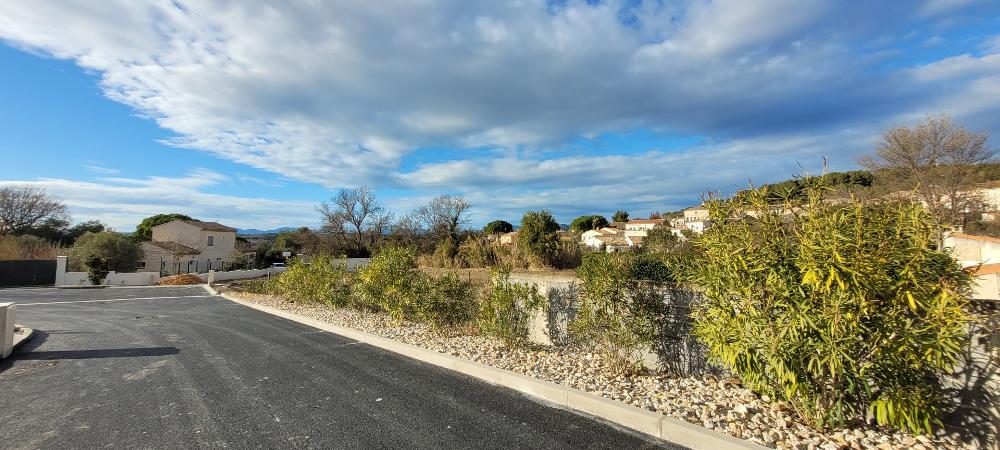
[{"x1": 236, "y1": 227, "x2": 299, "y2": 235}]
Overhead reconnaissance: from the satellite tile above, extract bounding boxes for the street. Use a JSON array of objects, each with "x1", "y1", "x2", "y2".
[{"x1": 0, "y1": 286, "x2": 677, "y2": 449}]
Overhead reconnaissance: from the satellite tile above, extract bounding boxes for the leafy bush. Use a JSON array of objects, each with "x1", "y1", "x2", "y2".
[
  {"x1": 456, "y1": 235, "x2": 497, "y2": 268},
  {"x1": 572, "y1": 252, "x2": 671, "y2": 374},
  {"x1": 414, "y1": 272, "x2": 477, "y2": 332},
  {"x1": 276, "y1": 256, "x2": 353, "y2": 307},
  {"x1": 354, "y1": 246, "x2": 422, "y2": 320},
  {"x1": 68, "y1": 231, "x2": 143, "y2": 272},
  {"x1": 477, "y1": 267, "x2": 545, "y2": 347},
  {"x1": 84, "y1": 254, "x2": 110, "y2": 285},
  {"x1": 234, "y1": 277, "x2": 279, "y2": 294},
  {"x1": 692, "y1": 186, "x2": 973, "y2": 433}
]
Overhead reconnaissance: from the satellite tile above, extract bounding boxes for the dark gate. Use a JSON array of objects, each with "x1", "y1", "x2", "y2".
[{"x1": 0, "y1": 260, "x2": 57, "y2": 287}]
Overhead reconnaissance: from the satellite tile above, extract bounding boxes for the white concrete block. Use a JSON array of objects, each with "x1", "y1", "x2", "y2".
[{"x1": 0, "y1": 302, "x2": 14, "y2": 359}]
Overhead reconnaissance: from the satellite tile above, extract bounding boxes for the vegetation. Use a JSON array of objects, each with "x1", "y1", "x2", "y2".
[
  {"x1": 572, "y1": 252, "x2": 673, "y2": 373},
  {"x1": 68, "y1": 231, "x2": 143, "y2": 273},
  {"x1": 483, "y1": 220, "x2": 513, "y2": 235},
  {"x1": 477, "y1": 267, "x2": 545, "y2": 348},
  {"x1": 417, "y1": 194, "x2": 471, "y2": 241},
  {"x1": 276, "y1": 256, "x2": 353, "y2": 307},
  {"x1": 354, "y1": 246, "x2": 422, "y2": 320},
  {"x1": 318, "y1": 187, "x2": 393, "y2": 257},
  {"x1": 133, "y1": 213, "x2": 192, "y2": 241},
  {"x1": 612, "y1": 210, "x2": 629, "y2": 223},
  {"x1": 83, "y1": 254, "x2": 110, "y2": 285},
  {"x1": 0, "y1": 235, "x2": 63, "y2": 260},
  {"x1": 517, "y1": 210, "x2": 560, "y2": 265},
  {"x1": 413, "y1": 272, "x2": 477, "y2": 332},
  {"x1": 860, "y1": 114, "x2": 994, "y2": 227},
  {"x1": 0, "y1": 186, "x2": 69, "y2": 236},
  {"x1": 692, "y1": 184, "x2": 973, "y2": 433},
  {"x1": 569, "y1": 214, "x2": 609, "y2": 232}
]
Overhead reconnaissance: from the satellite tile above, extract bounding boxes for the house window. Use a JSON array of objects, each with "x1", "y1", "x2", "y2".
[
  {"x1": 207, "y1": 235, "x2": 214, "y2": 247},
  {"x1": 137, "y1": 262, "x2": 146, "y2": 270}
]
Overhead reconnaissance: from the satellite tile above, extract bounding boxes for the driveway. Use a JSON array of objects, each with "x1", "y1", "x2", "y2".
[{"x1": 0, "y1": 286, "x2": 679, "y2": 449}]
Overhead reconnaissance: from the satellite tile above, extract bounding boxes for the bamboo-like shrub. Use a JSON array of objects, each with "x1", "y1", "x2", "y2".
[{"x1": 692, "y1": 184, "x2": 972, "y2": 434}]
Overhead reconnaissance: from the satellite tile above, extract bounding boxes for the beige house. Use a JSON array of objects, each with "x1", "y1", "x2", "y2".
[
  {"x1": 499, "y1": 231, "x2": 518, "y2": 245},
  {"x1": 140, "y1": 219, "x2": 237, "y2": 275},
  {"x1": 682, "y1": 205, "x2": 712, "y2": 234}
]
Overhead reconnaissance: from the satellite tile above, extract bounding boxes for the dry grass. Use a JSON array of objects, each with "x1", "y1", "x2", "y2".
[{"x1": 0, "y1": 235, "x2": 63, "y2": 260}]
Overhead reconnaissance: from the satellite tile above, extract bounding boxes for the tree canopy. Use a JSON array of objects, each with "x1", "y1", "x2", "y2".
[
  {"x1": 612, "y1": 211, "x2": 629, "y2": 223},
  {"x1": 68, "y1": 231, "x2": 143, "y2": 273},
  {"x1": 134, "y1": 213, "x2": 193, "y2": 241},
  {"x1": 569, "y1": 215, "x2": 609, "y2": 233},
  {"x1": 0, "y1": 186, "x2": 68, "y2": 236},
  {"x1": 517, "y1": 210, "x2": 560, "y2": 261},
  {"x1": 483, "y1": 220, "x2": 513, "y2": 235}
]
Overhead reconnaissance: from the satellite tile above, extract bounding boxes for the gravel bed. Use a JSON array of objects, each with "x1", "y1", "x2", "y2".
[{"x1": 225, "y1": 290, "x2": 970, "y2": 450}]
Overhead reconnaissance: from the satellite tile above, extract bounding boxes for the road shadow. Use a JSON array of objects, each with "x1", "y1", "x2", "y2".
[
  {"x1": 13, "y1": 347, "x2": 180, "y2": 361},
  {"x1": 2, "y1": 329, "x2": 179, "y2": 373}
]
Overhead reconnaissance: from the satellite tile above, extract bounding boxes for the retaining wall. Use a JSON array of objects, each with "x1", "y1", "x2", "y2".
[{"x1": 62, "y1": 271, "x2": 161, "y2": 286}]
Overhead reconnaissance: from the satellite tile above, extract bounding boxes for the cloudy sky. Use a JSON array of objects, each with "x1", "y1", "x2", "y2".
[{"x1": 1, "y1": 1, "x2": 998, "y2": 231}]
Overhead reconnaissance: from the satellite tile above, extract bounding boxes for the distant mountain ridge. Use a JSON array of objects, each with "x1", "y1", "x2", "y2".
[{"x1": 236, "y1": 227, "x2": 299, "y2": 235}]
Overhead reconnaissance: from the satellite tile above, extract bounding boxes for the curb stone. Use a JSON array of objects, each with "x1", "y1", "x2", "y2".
[{"x1": 202, "y1": 285, "x2": 767, "y2": 450}]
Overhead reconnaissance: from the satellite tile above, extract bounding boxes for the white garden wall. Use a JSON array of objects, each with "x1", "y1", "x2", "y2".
[{"x1": 62, "y1": 271, "x2": 161, "y2": 286}]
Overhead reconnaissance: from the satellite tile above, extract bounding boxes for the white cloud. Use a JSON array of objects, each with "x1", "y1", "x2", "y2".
[
  {"x1": 0, "y1": 170, "x2": 318, "y2": 231},
  {"x1": 0, "y1": 1, "x2": 998, "y2": 223}
]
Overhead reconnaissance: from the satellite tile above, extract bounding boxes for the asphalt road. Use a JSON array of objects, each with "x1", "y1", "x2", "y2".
[{"x1": 0, "y1": 286, "x2": 681, "y2": 449}]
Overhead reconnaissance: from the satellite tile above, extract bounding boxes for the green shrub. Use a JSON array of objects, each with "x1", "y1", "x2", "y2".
[
  {"x1": 354, "y1": 246, "x2": 422, "y2": 320},
  {"x1": 572, "y1": 252, "x2": 671, "y2": 374},
  {"x1": 456, "y1": 235, "x2": 497, "y2": 268},
  {"x1": 692, "y1": 186, "x2": 973, "y2": 434},
  {"x1": 84, "y1": 254, "x2": 110, "y2": 285},
  {"x1": 517, "y1": 210, "x2": 560, "y2": 264},
  {"x1": 236, "y1": 277, "x2": 279, "y2": 295},
  {"x1": 276, "y1": 256, "x2": 353, "y2": 307},
  {"x1": 415, "y1": 272, "x2": 477, "y2": 332},
  {"x1": 477, "y1": 267, "x2": 545, "y2": 347}
]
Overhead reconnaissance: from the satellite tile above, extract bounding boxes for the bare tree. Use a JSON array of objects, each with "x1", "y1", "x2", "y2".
[
  {"x1": 317, "y1": 187, "x2": 391, "y2": 256},
  {"x1": 859, "y1": 115, "x2": 995, "y2": 227},
  {"x1": 417, "y1": 194, "x2": 472, "y2": 240},
  {"x1": 0, "y1": 186, "x2": 69, "y2": 236}
]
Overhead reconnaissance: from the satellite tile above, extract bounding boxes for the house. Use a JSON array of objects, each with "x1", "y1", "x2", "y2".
[
  {"x1": 581, "y1": 227, "x2": 623, "y2": 249},
  {"x1": 624, "y1": 218, "x2": 666, "y2": 232},
  {"x1": 682, "y1": 205, "x2": 712, "y2": 234},
  {"x1": 943, "y1": 232, "x2": 1000, "y2": 269},
  {"x1": 140, "y1": 219, "x2": 237, "y2": 275},
  {"x1": 499, "y1": 231, "x2": 518, "y2": 245}
]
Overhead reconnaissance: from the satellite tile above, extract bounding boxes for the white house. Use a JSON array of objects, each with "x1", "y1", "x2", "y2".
[
  {"x1": 682, "y1": 205, "x2": 712, "y2": 234},
  {"x1": 581, "y1": 227, "x2": 623, "y2": 249},
  {"x1": 140, "y1": 219, "x2": 237, "y2": 275}
]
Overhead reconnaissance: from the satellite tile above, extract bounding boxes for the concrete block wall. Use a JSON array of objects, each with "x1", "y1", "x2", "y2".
[{"x1": 508, "y1": 273, "x2": 713, "y2": 375}]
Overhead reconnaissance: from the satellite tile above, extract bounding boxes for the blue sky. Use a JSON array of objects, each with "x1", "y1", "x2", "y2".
[{"x1": 0, "y1": 1, "x2": 998, "y2": 230}]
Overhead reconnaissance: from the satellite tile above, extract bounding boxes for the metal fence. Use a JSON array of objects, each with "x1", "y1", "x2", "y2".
[{"x1": 0, "y1": 259, "x2": 56, "y2": 287}]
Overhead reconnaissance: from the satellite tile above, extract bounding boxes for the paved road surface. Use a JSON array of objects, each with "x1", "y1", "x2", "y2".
[{"x1": 0, "y1": 286, "x2": 680, "y2": 449}]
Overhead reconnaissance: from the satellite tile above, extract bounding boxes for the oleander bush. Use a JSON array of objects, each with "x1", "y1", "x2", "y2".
[
  {"x1": 275, "y1": 256, "x2": 353, "y2": 307},
  {"x1": 572, "y1": 252, "x2": 673, "y2": 374},
  {"x1": 414, "y1": 272, "x2": 477, "y2": 332},
  {"x1": 354, "y1": 245, "x2": 422, "y2": 320},
  {"x1": 478, "y1": 266, "x2": 545, "y2": 348},
  {"x1": 692, "y1": 183, "x2": 973, "y2": 434}
]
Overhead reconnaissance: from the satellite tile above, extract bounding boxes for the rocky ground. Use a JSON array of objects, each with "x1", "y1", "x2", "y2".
[{"x1": 223, "y1": 289, "x2": 972, "y2": 450}]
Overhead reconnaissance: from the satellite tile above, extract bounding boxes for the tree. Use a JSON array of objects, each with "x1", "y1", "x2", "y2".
[
  {"x1": 65, "y1": 221, "x2": 106, "y2": 245},
  {"x1": 84, "y1": 254, "x2": 110, "y2": 285},
  {"x1": 612, "y1": 210, "x2": 629, "y2": 223},
  {"x1": 134, "y1": 213, "x2": 192, "y2": 241},
  {"x1": 317, "y1": 187, "x2": 392, "y2": 257},
  {"x1": 68, "y1": 231, "x2": 144, "y2": 273},
  {"x1": 517, "y1": 210, "x2": 560, "y2": 262},
  {"x1": 859, "y1": 115, "x2": 995, "y2": 227},
  {"x1": 483, "y1": 220, "x2": 513, "y2": 235},
  {"x1": 569, "y1": 215, "x2": 609, "y2": 232},
  {"x1": 417, "y1": 194, "x2": 471, "y2": 240},
  {"x1": 0, "y1": 186, "x2": 69, "y2": 235}
]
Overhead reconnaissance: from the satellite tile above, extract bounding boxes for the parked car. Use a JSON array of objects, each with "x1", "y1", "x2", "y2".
[{"x1": 270, "y1": 262, "x2": 286, "y2": 268}]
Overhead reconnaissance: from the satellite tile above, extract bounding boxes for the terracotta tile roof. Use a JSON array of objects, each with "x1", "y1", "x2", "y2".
[
  {"x1": 147, "y1": 241, "x2": 201, "y2": 256},
  {"x1": 627, "y1": 219, "x2": 666, "y2": 225},
  {"x1": 948, "y1": 232, "x2": 1000, "y2": 244},
  {"x1": 181, "y1": 220, "x2": 236, "y2": 232},
  {"x1": 974, "y1": 263, "x2": 1000, "y2": 276}
]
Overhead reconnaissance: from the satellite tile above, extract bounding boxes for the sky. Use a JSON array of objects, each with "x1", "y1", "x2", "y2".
[{"x1": 0, "y1": 1, "x2": 998, "y2": 231}]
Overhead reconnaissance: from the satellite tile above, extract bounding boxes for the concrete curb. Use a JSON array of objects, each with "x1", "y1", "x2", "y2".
[{"x1": 203, "y1": 285, "x2": 766, "y2": 450}]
